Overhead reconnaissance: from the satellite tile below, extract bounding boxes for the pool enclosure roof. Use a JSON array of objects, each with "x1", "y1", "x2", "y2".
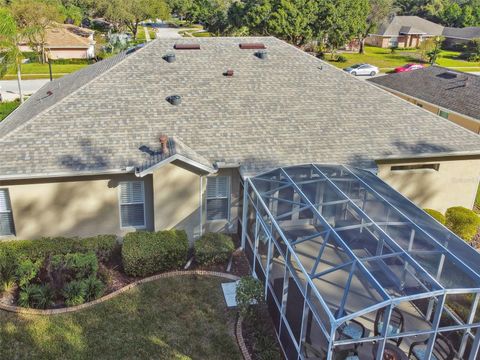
[{"x1": 248, "y1": 164, "x2": 480, "y2": 323}]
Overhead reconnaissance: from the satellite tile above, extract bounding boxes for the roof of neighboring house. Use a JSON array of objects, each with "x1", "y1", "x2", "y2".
[
  {"x1": 20, "y1": 24, "x2": 94, "y2": 49},
  {"x1": 375, "y1": 16, "x2": 444, "y2": 36},
  {"x1": 1, "y1": 37, "x2": 480, "y2": 180},
  {"x1": 368, "y1": 66, "x2": 480, "y2": 121},
  {"x1": 443, "y1": 26, "x2": 480, "y2": 40}
]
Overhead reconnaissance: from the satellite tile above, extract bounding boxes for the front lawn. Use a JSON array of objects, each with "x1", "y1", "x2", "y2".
[
  {"x1": 0, "y1": 276, "x2": 241, "y2": 360},
  {"x1": 0, "y1": 100, "x2": 20, "y2": 121},
  {"x1": 2, "y1": 63, "x2": 88, "y2": 80},
  {"x1": 475, "y1": 184, "x2": 480, "y2": 212},
  {"x1": 326, "y1": 46, "x2": 480, "y2": 72}
]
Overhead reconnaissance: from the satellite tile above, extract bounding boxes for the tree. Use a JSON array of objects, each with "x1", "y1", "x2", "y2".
[
  {"x1": 104, "y1": 0, "x2": 170, "y2": 40},
  {"x1": 167, "y1": 0, "x2": 193, "y2": 21},
  {"x1": 358, "y1": 0, "x2": 394, "y2": 53},
  {"x1": 441, "y1": 1, "x2": 462, "y2": 27},
  {"x1": 426, "y1": 36, "x2": 443, "y2": 64},
  {"x1": 227, "y1": 0, "x2": 273, "y2": 36},
  {"x1": 267, "y1": 0, "x2": 318, "y2": 45},
  {"x1": 0, "y1": 7, "x2": 24, "y2": 103},
  {"x1": 10, "y1": 0, "x2": 63, "y2": 63}
]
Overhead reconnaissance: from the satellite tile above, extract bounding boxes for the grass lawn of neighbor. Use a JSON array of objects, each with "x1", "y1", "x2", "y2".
[
  {"x1": 3, "y1": 63, "x2": 88, "y2": 80},
  {"x1": 0, "y1": 276, "x2": 241, "y2": 360},
  {"x1": 326, "y1": 46, "x2": 480, "y2": 73},
  {"x1": 0, "y1": 99, "x2": 20, "y2": 121}
]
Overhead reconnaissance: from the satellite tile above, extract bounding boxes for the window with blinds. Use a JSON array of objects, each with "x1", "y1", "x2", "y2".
[
  {"x1": 206, "y1": 176, "x2": 230, "y2": 221},
  {"x1": 0, "y1": 189, "x2": 15, "y2": 236},
  {"x1": 119, "y1": 182, "x2": 145, "y2": 228}
]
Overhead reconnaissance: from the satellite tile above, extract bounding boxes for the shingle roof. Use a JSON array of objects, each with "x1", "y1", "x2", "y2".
[
  {"x1": 1, "y1": 37, "x2": 480, "y2": 180},
  {"x1": 368, "y1": 66, "x2": 480, "y2": 121},
  {"x1": 443, "y1": 26, "x2": 480, "y2": 40},
  {"x1": 376, "y1": 16, "x2": 444, "y2": 36}
]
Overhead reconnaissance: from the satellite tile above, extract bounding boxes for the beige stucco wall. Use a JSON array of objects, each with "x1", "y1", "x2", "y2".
[
  {"x1": 377, "y1": 157, "x2": 480, "y2": 213},
  {"x1": 152, "y1": 162, "x2": 203, "y2": 243},
  {"x1": 0, "y1": 173, "x2": 154, "y2": 240}
]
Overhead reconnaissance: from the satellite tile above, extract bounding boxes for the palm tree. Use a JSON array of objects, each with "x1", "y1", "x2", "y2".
[{"x1": 0, "y1": 8, "x2": 24, "y2": 103}]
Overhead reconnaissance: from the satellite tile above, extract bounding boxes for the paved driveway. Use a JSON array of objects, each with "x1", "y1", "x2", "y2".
[{"x1": 0, "y1": 79, "x2": 49, "y2": 101}]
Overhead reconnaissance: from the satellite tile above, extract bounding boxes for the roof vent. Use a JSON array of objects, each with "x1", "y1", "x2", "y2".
[
  {"x1": 174, "y1": 43, "x2": 200, "y2": 50},
  {"x1": 166, "y1": 95, "x2": 182, "y2": 106},
  {"x1": 224, "y1": 69, "x2": 234, "y2": 77},
  {"x1": 240, "y1": 43, "x2": 266, "y2": 50},
  {"x1": 163, "y1": 53, "x2": 176, "y2": 63},
  {"x1": 255, "y1": 51, "x2": 268, "y2": 60},
  {"x1": 437, "y1": 71, "x2": 458, "y2": 80}
]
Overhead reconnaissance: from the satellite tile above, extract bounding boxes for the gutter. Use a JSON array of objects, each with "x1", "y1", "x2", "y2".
[{"x1": 0, "y1": 168, "x2": 133, "y2": 182}]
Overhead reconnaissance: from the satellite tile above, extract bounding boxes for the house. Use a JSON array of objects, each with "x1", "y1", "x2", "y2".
[
  {"x1": 367, "y1": 15, "x2": 480, "y2": 48},
  {"x1": 0, "y1": 37, "x2": 479, "y2": 243},
  {"x1": 18, "y1": 23, "x2": 95, "y2": 60},
  {"x1": 368, "y1": 67, "x2": 480, "y2": 134},
  {"x1": 366, "y1": 16, "x2": 444, "y2": 48}
]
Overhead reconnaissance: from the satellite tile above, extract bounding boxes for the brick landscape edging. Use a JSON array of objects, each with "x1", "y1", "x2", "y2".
[{"x1": 236, "y1": 314, "x2": 252, "y2": 360}]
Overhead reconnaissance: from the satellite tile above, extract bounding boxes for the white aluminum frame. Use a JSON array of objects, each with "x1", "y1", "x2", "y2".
[{"x1": 118, "y1": 181, "x2": 146, "y2": 229}]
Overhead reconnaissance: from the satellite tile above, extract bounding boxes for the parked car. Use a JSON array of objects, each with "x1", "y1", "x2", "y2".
[
  {"x1": 343, "y1": 63, "x2": 379, "y2": 76},
  {"x1": 394, "y1": 63, "x2": 425, "y2": 73}
]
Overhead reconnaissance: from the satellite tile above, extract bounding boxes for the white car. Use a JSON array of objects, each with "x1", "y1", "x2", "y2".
[{"x1": 343, "y1": 63, "x2": 379, "y2": 76}]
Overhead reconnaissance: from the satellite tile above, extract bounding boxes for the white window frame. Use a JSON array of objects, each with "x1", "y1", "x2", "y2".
[
  {"x1": 0, "y1": 188, "x2": 15, "y2": 237},
  {"x1": 118, "y1": 181, "x2": 146, "y2": 229},
  {"x1": 206, "y1": 176, "x2": 231, "y2": 222}
]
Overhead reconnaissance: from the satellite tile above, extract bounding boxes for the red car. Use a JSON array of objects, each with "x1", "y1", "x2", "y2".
[{"x1": 394, "y1": 63, "x2": 425, "y2": 73}]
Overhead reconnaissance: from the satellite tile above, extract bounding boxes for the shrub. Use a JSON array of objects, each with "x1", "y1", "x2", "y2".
[
  {"x1": 424, "y1": 209, "x2": 446, "y2": 225},
  {"x1": 236, "y1": 276, "x2": 264, "y2": 318},
  {"x1": 63, "y1": 280, "x2": 87, "y2": 306},
  {"x1": 122, "y1": 230, "x2": 189, "y2": 277},
  {"x1": 195, "y1": 233, "x2": 234, "y2": 265},
  {"x1": 336, "y1": 55, "x2": 347, "y2": 63},
  {"x1": 16, "y1": 259, "x2": 42, "y2": 288},
  {"x1": 0, "y1": 248, "x2": 17, "y2": 291},
  {"x1": 0, "y1": 235, "x2": 118, "y2": 262},
  {"x1": 64, "y1": 252, "x2": 99, "y2": 279},
  {"x1": 18, "y1": 284, "x2": 53, "y2": 309},
  {"x1": 445, "y1": 207, "x2": 480, "y2": 243},
  {"x1": 83, "y1": 276, "x2": 105, "y2": 301}
]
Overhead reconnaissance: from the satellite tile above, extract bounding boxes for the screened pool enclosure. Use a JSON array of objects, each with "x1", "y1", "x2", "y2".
[{"x1": 241, "y1": 164, "x2": 480, "y2": 360}]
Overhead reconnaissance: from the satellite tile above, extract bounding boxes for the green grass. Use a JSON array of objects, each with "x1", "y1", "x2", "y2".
[
  {"x1": 326, "y1": 46, "x2": 480, "y2": 72},
  {"x1": 0, "y1": 276, "x2": 241, "y2": 360},
  {"x1": 475, "y1": 184, "x2": 480, "y2": 211},
  {"x1": 0, "y1": 100, "x2": 20, "y2": 121},
  {"x1": 192, "y1": 31, "x2": 212, "y2": 38},
  {"x1": 2, "y1": 63, "x2": 88, "y2": 80}
]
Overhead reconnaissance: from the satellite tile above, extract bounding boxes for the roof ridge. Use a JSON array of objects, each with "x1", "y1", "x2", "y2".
[{"x1": 0, "y1": 40, "x2": 156, "y2": 142}]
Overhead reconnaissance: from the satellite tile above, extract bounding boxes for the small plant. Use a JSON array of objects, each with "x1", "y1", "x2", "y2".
[
  {"x1": 63, "y1": 280, "x2": 87, "y2": 306},
  {"x1": 195, "y1": 233, "x2": 235, "y2": 265},
  {"x1": 424, "y1": 209, "x2": 446, "y2": 225},
  {"x1": 445, "y1": 207, "x2": 480, "y2": 244},
  {"x1": 390, "y1": 45, "x2": 398, "y2": 54},
  {"x1": 18, "y1": 284, "x2": 53, "y2": 309},
  {"x1": 236, "y1": 276, "x2": 264, "y2": 318},
  {"x1": 0, "y1": 248, "x2": 17, "y2": 291},
  {"x1": 83, "y1": 276, "x2": 105, "y2": 301},
  {"x1": 336, "y1": 55, "x2": 347, "y2": 63},
  {"x1": 16, "y1": 259, "x2": 42, "y2": 288},
  {"x1": 64, "y1": 252, "x2": 99, "y2": 279}
]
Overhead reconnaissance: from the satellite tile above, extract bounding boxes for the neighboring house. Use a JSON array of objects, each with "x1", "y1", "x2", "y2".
[
  {"x1": 368, "y1": 67, "x2": 480, "y2": 134},
  {"x1": 0, "y1": 37, "x2": 480, "y2": 242},
  {"x1": 19, "y1": 23, "x2": 95, "y2": 60},
  {"x1": 367, "y1": 15, "x2": 480, "y2": 48}
]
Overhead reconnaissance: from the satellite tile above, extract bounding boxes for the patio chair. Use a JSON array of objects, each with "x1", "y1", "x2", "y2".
[
  {"x1": 335, "y1": 309, "x2": 366, "y2": 350},
  {"x1": 374, "y1": 307, "x2": 405, "y2": 346},
  {"x1": 408, "y1": 335, "x2": 454, "y2": 360}
]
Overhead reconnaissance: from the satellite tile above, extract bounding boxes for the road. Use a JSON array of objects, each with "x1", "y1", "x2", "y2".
[{"x1": 0, "y1": 79, "x2": 49, "y2": 101}]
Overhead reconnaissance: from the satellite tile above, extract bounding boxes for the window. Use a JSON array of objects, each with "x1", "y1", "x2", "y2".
[
  {"x1": 438, "y1": 110, "x2": 449, "y2": 119},
  {"x1": 206, "y1": 176, "x2": 230, "y2": 221},
  {"x1": 119, "y1": 182, "x2": 145, "y2": 228},
  {"x1": 0, "y1": 189, "x2": 15, "y2": 236},
  {"x1": 391, "y1": 163, "x2": 440, "y2": 171}
]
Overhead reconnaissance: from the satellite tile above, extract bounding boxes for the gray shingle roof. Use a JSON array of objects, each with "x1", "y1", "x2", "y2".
[
  {"x1": 376, "y1": 16, "x2": 444, "y2": 36},
  {"x1": 443, "y1": 26, "x2": 480, "y2": 40},
  {"x1": 1, "y1": 37, "x2": 480, "y2": 179},
  {"x1": 368, "y1": 66, "x2": 480, "y2": 121}
]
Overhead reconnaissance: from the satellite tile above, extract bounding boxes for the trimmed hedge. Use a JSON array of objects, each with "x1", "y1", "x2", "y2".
[
  {"x1": 445, "y1": 207, "x2": 480, "y2": 243},
  {"x1": 195, "y1": 233, "x2": 234, "y2": 265},
  {"x1": 424, "y1": 208, "x2": 446, "y2": 225},
  {"x1": 122, "y1": 230, "x2": 189, "y2": 277},
  {"x1": 0, "y1": 235, "x2": 118, "y2": 262}
]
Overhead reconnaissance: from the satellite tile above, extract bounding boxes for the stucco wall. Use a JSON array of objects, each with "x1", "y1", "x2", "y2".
[
  {"x1": 152, "y1": 162, "x2": 203, "y2": 243},
  {"x1": 0, "y1": 173, "x2": 154, "y2": 240},
  {"x1": 377, "y1": 157, "x2": 480, "y2": 213}
]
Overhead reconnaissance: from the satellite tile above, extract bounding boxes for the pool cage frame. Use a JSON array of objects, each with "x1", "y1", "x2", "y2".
[{"x1": 241, "y1": 164, "x2": 480, "y2": 360}]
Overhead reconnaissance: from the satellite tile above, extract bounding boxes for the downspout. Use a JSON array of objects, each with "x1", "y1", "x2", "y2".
[{"x1": 199, "y1": 175, "x2": 203, "y2": 237}]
